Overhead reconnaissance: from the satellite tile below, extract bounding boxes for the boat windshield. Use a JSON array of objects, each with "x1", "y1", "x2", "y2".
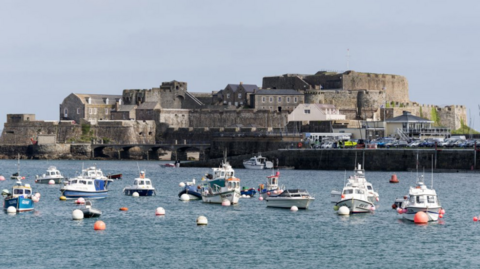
[
  {"x1": 416, "y1": 196, "x2": 425, "y2": 203},
  {"x1": 428, "y1": 195, "x2": 436, "y2": 204},
  {"x1": 355, "y1": 189, "x2": 364, "y2": 194},
  {"x1": 14, "y1": 189, "x2": 24, "y2": 195},
  {"x1": 343, "y1": 189, "x2": 353, "y2": 194},
  {"x1": 145, "y1": 180, "x2": 151, "y2": 185},
  {"x1": 367, "y1": 185, "x2": 373, "y2": 190}
]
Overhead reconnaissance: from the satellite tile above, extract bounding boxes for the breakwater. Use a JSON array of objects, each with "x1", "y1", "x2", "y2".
[{"x1": 182, "y1": 148, "x2": 480, "y2": 172}]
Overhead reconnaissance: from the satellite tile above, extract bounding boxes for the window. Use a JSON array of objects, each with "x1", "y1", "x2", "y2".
[
  {"x1": 105, "y1": 108, "x2": 109, "y2": 115},
  {"x1": 64, "y1": 108, "x2": 68, "y2": 117},
  {"x1": 77, "y1": 108, "x2": 80, "y2": 114},
  {"x1": 238, "y1": 93, "x2": 242, "y2": 99},
  {"x1": 94, "y1": 108, "x2": 97, "y2": 114},
  {"x1": 343, "y1": 189, "x2": 353, "y2": 194},
  {"x1": 278, "y1": 97, "x2": 282, "y2": 102},
  {"x1": 89, "y1": 108, "x2": 92, "y2": 115},
  {"x1": 416, "y1": 196, "x2": 425, "y2": 203},
  {"x1": 294, "y1": 97, "x2": 298, "y2": 103},
  {"x1": 304, "y1": 109, "x2": 311, "y2": 114},
  {"x1": 226, "y1": 93, "x2": 230, "y2": 99},
  {"x1": 428, "y1": 196, "x2": 435, "y2": 203},
  {"x1": 287, "y1": 97, "x2": 290, "y2": 103},
  {"x1": 262, "y1": 97, "x2": 266, "y2": 103},
  {"x1": 269, "y1": 97, "x2": 273, "y2": 103}
]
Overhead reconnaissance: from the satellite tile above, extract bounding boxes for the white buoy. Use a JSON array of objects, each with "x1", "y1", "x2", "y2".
[
  {"x1": 72, "y1": 209, "x2": 84, "y2": 220},
  {"x1": 132, "y1": 192, "x2": 139, "y2": 197},
  {"x1": 259, "y1": 196, "x2": 264, "y2": 201},
  {"x1": 241, "y1": 194, "x2": 247, "y2": 198},
  {"x1": 196, "y1": 215, "x2": 208, "y2": 225},
  {"x1": 180, "y1": 193, "x2": 190, "y2": 201},
  {"x1": 290, "y1": 206, "x2": 299, "y2": 211},
  {"x1": 221, "y1": 199, "x2": 231, "y2": 206},
  {"x1": 48, "y1": 180, "x2": 55, "y2": 185},
  {"x1": 77, "y1": 197, "x2": 85, "y2": 204},
  {"x1": 155, "y1": 207, "x2": 165, "y2": 216},
  {"x1": 179, "y1": 182, "x2": 186, "y2": 188},
  {"x1": 32, "y1": 196, "x2": 40, "y2": 203},
  {"x1": 7, "y1": 206, "x2": 16, "y2": 214},
  {"x1": 338, "y1": 206, "x2": 350, "y2": 215},
  {"x1": 35, "y1": 192, "x2": 41, "y2": 198}
]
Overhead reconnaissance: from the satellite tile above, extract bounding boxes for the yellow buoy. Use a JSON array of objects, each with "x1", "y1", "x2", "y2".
[{"x1": 59, "y1": 196, "x2": 67, "y2": 201}]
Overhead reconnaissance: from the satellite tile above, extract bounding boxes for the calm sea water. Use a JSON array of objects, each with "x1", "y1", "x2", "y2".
[{"x1": 0, "y1": 160, "x2": 479, "y2": 268}]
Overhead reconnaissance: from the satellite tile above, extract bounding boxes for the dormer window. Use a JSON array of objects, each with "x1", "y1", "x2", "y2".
[
  {"x1": 104, "y1": 98, "x2": 109, "y2": 105},
  {"x1": 86, "y1": 97, "x2": 91, "y2": 104}
]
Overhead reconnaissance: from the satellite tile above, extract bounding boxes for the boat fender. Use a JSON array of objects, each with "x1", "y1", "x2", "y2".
[{"x1": 297, "y1": 142, "x2": 303, "y2": 148}]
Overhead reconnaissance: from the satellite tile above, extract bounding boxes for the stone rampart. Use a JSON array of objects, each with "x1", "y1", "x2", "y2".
[{"x1": 187, "y1": 109, "x2": 289, "y2": 128}]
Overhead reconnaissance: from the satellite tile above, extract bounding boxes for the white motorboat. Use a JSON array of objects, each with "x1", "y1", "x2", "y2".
[
  {"x1": 35, "y1": 166, "x2": 66, "y2": 184},
  {"x1": 243, "y1": 155, "x2": 273, "y2": 170},
  {"x1": 335, "y1": 165, "x2": 376, "y2": 214},
  {"x1": 61, "y1": 166, "x2": 113, "y2": 199},
  {"x1": 258, "y1": 171, "x2": 285, "y2": 199},
  {"x1": 399, "y1": 175, "x2": 442, "y2": 222},
  {"x1": 123, "y1": 171, "x2": 156, "y2": 196},
  {"x1": 331, "y1": 164, "x2": 379, "y2": 204},
  {"x1": 201, "y1": 161, "x2": 240, "y2": 204},
  {"x1": 265, "y1": 189, "x2": 315, "y2": 209}
]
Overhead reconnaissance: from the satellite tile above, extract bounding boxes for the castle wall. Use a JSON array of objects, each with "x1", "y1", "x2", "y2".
[
  {"x1": 187, "y1": 109, "x2": 289, "y2": 128},
  {"x1": 341, "y1": 72, "x2": 409, "y2": 103}
]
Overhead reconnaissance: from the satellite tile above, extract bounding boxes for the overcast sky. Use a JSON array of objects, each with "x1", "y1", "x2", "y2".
[{"x1": 1, "y1": 1, "x2": 479, "y2": 130}]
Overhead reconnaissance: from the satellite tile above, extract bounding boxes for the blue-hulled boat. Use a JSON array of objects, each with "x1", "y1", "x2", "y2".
[
  {"x1": 241, "y1": 187, "x2": 257, "y2": 197},
  {"x1": 4, "y1": 181, "x2": 34, "y2": 212},
  {"x1": 123, "y1": 171, "x2": 156, "y2": 196},
  {"x1": 61, "y1": 166, "x2": 113, "y2": 199},
  {"x1": 178, "y1": 179, "x2": 202, "y2": 200}
]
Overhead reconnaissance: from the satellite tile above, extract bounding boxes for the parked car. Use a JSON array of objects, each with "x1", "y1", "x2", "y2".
[
  {"x1": 377, "y1": 138, "x2": 395, "y2": 148},
  {"x1": 356, "y1": 139, "x2": 366, "y2": 148},
  {"x1": 408, "y1": 140, "x2": 421, "y2": 148},
  {"x1": 393, "y1": 140, "x2": 409, "y2": 148},
  {"x1": 343, "y1": 140, "x2": 358, "y2": 148}
]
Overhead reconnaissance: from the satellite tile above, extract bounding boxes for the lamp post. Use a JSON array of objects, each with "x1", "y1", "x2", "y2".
[{"x1": 383, "y1": 87, "x2": 387, "y2": 137}]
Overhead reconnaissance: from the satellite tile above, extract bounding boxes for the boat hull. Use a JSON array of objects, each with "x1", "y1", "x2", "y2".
[
  {"x1": 81, "y1": 208, "x2": 102, "y2": 218},
  {"x1": 124, "y1": 188, "x2": 156, "y2": 196},
  {"x1": 62, "y1": 190, "x2": 108, "y2": 200},
  {"x1": 265, "y1": 197, "x2": 314, "y2": 209},
  {"x1": 4, "y1": 196, "x2": 34, "y2": 212},
  {"x1": 202, "y1": 190, "x2": 240, "y2": 204},
  {"x1": 178, "y1": 189, "x2": 202, "y2": 200},
  {"x1": 402, "y1": 206, "x2": 441, "y2": 222},
  {"x1": 336, "y1": 198, "x2": 374, "y2": 214},
  {"x1": 35, "y1": 177, "x2": 65, "y2": 184},
  {"x1": 243, "y1": 163, "x2": 265, "y2": 170}
]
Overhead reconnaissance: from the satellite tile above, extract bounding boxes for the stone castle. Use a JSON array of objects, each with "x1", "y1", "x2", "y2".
[{"x1": 0, "y1": 70, "x2": 467, "y2": 147}]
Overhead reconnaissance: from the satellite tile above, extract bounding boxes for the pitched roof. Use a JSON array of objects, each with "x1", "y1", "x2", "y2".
[
  {"x1": 226, "y1": 84, "x2": 239, "y2": 92},
  {"x1": 239, "y1": 84, "x2": 259, "y2": 93},
  {"x1": 74, "y1": 94, "x2": 122, "y2": 105},
  {"x1": 254, "y1": 89, "x2": 303, "y2": 95},
  {"x1": 137, "y1": 102, "x2": 161, "y2": 110},
  {"x1": 386, "y1": 111, "x2": 433, "y2": 123}
]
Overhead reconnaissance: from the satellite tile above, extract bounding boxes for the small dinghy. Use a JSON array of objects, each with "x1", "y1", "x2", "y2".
[{"x1": 80, "y1": 200, "x2": 102, "y2": 218}]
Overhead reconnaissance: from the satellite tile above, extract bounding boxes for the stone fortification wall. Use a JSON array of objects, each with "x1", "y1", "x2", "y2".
[
  {"x1": 262, "y1": 75, "x2": 310, "y2": 91},
  {"x1": 382, "y1": 104, "x2": 467, "y2": 130},
  {"x1": 93, "y1": 120, "x2": 156, "y2": 144},
  {"x1": 1, "y1": 120, "x2": 155, "y2": 146},
  {"x1": 341, "y1": 71, "x2": 409, "y2": 103},
  {"x1": 187, "y1": 109, "x2": 289, "y2": 128},
  {"x1": 1, "y1": 120, "x2": 81, "y2": 145}
]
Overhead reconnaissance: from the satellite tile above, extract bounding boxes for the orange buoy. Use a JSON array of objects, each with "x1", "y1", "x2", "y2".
[
  {"x1": 389, "y1": 174, "x2": 399, "y2": 183},
  {"x1": 119, "y1": 207, "x2": 128, "y2": 211},
  {"x1": 474, "y1": 216, "x2": 478, "y2": 222},
  {"x1": 414, "y1": 211, "x2": 429, "y2": 224},
  {"x1": 94, "y1": 220, "x2": 106, "y2": 230}
]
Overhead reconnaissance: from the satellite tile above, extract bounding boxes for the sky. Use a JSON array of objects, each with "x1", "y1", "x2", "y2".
[{"x1": 1, "y1": 1, "x2": 479, "y2": 130}]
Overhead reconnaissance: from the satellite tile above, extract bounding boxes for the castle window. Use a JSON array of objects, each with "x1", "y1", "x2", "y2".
[
  {"x1": 77, "y1": 108, "x2": 80, "y2": 114},
  {"x1": 238, "y1": 93, "x2": 242, "y2": 99},
  {"x1": 294, "y1": 97, "x2": 298, "y2": 103},
  {"x1": 226, "y1": 93, "x2": 230, "y2": 99},
  {"x1": 262, "y1": 97, "x2": 266, "y2": 103},
  {"x1": 278, "y1": 97, "x2": 282, "y2": 102},
  {"x1": 287, "y1": 97, "x2": 290, "y2": 103},
  {"x1": 64, "y1": 108, "x2": 68, "y2": 117},
  {"x1": 105, "y1": 108, "x2": 109, "y2": 115},
  {"x1": 269, "y1": 97, "x2": 273, "y2": 103},
  {"x1": 89, "y1": 108, "x2": 92, "y2": 115}
]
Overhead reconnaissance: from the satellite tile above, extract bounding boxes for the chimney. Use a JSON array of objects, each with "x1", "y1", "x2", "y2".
[{"x1": 239, "y1": 82, "x2": 243, "y2": 85}]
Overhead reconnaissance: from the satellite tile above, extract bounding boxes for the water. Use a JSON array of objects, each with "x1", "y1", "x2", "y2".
[{"x1": 0, "y1": 160, "x2": 479, "y2": 268}]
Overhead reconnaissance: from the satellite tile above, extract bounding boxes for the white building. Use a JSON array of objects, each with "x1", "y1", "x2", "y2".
[{"x1": 288, "y1": 104, "x2": 346, "y2": 122}]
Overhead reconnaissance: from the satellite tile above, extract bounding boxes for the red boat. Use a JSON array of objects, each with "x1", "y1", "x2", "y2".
[{"x1": 107, "y1": 173, "x2": 122, "y2": 179}]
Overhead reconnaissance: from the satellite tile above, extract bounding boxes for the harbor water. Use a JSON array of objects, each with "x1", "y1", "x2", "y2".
[{"x1": 1, "y1": 160, "x2": 479, "y2": 268}]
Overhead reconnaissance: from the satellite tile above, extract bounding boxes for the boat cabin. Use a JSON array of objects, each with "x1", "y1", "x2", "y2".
[
  {"x1": 82, "y1": 167, "x2": 105, "y2": 179},
  {"x1": 69, "y1": 178, "x2": 95, "y2": 186},
  {"x1": 278, "y1": 189, "x2": 310, "y2": 198},
  {"x1": 12, "y1": 183, "x2": 32, "y2": 198},
  {"x1": 134, "y1": 178, "x2": 152, "y2": 187},
  {"x1": 408, "y1": 194, "x2": 437, "y2": 206}
]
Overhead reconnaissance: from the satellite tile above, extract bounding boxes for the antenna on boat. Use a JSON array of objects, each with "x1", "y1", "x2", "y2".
[
  {"x1": 431, "y1": 155, "x2": 434, "y2": 189},
  {"x1": 344, "y1": 170, "x2": 346, "y2": 187},
  {"x1": 362, "y1": 149, "x2": 365, "y2": 170},
  {"x1": 354, "y1": 151, "x2": 357, "y2": 170}
]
